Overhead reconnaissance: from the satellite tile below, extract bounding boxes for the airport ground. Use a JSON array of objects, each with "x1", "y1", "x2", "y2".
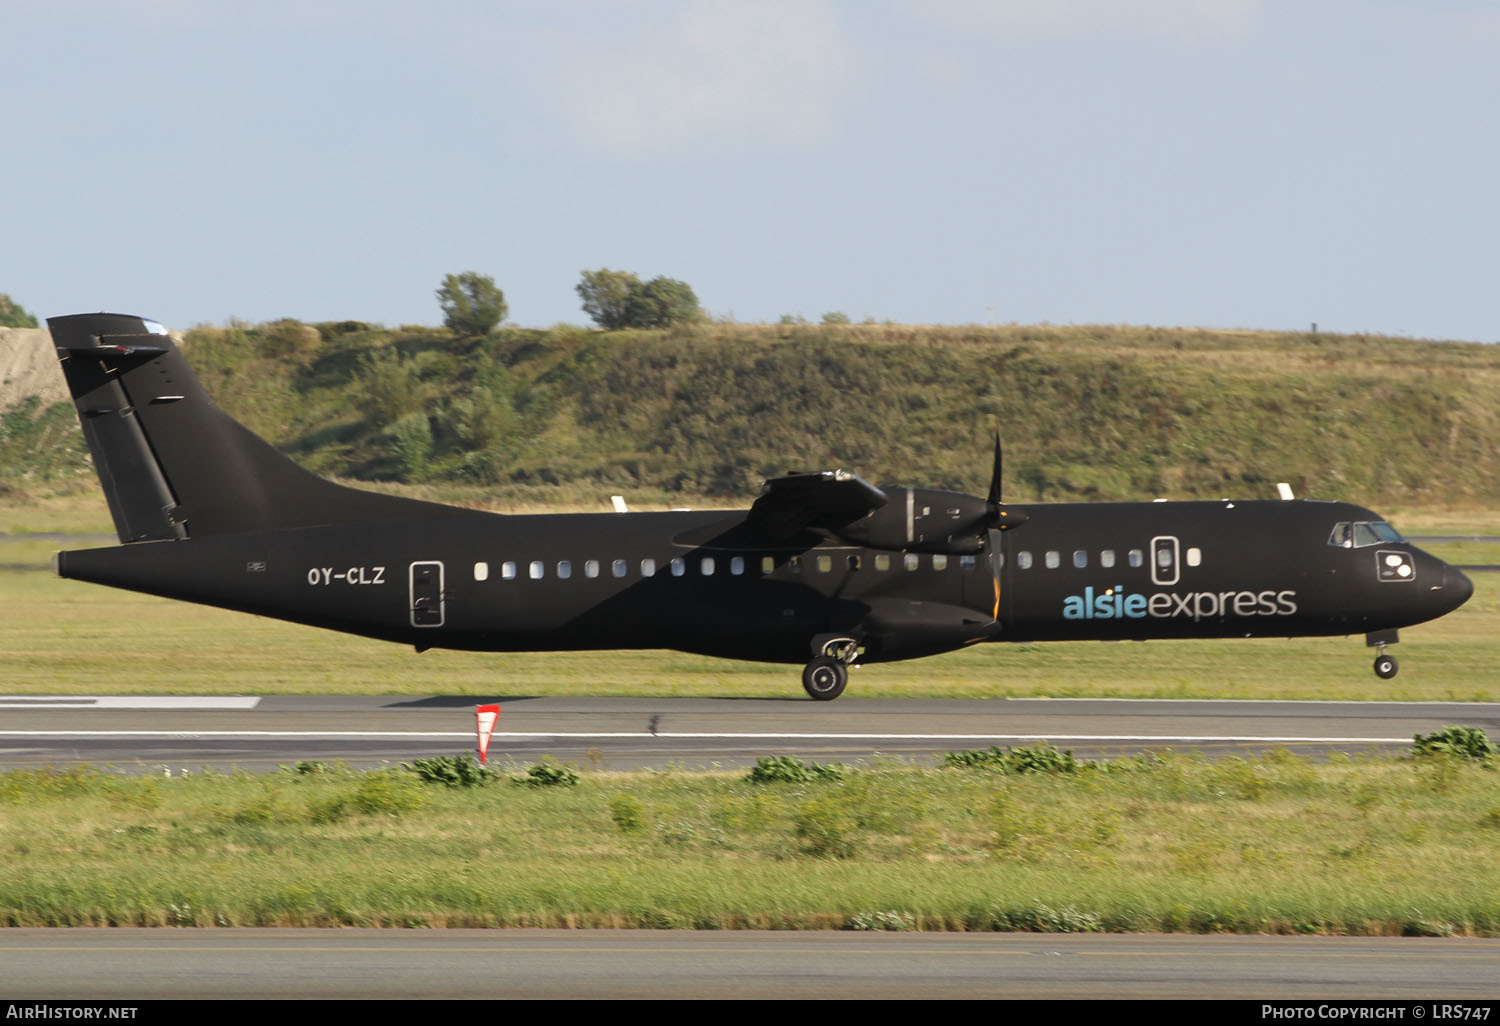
[{"x1": 1, "y1": 499, "x2": 1498, "y2": 1005}]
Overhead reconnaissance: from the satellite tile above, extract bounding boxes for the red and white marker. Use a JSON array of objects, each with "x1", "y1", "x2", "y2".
[{"x1": 475, "y1": 704, "x2": 501, "y2": 764}]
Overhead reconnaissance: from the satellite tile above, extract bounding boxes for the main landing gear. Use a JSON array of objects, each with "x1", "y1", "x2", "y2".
[
  {"x1": 803, "y1": 636, "x2": 862, "y2": 701},
  {"x1": 1367, "y1": 630, "x2": 1399, "y2": 680}
]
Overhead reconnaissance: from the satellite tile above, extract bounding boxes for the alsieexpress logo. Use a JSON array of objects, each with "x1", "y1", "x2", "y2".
[{"x1": 1062, "y1": 585, "x2": 1298, "y2": 622}]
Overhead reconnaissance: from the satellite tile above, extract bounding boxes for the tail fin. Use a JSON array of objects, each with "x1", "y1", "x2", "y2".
[{"x1": 48, "y1": 312, "x2": 460, "y2": 542}]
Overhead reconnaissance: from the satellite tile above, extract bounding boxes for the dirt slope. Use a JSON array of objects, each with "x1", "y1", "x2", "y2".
[{"x1": 0, "y1": 327, "x2": 67, "y2": 412}]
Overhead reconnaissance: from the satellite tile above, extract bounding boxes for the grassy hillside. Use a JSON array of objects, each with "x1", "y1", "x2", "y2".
[{"x1": 4, "y1": 320, "x2": 1499, "y2": 510}]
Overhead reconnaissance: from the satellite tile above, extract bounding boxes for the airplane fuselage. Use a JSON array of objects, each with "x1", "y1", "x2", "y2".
[{"x1": 58, "y1": 498, "x2": 1471, "y2": 666}]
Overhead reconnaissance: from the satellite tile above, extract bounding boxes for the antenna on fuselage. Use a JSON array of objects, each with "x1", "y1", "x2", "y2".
[
  {"x1": 1276, "y1": 483, "x2": 1295, "y2": 501},
  {"x1": 611, "y1": 495, "x2": 628, "y2": 513}
]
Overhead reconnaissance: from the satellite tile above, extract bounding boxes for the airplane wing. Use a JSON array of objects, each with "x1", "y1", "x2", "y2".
[{"x1": 748, "y1": 470, "x2": 888, "y2": 540}]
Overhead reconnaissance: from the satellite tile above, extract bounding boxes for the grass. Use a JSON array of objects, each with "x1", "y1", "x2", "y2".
[{"x1": 0, "y1": 749, "x2": 1497, "y2": 933}]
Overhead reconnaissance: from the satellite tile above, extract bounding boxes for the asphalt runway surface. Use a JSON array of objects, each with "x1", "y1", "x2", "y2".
[
  {"x1": 1, "y1": 929, "x2": 1498, "y2": 1000},
  {"x1": 0, "y1": 694, "x2": 1497, "y2": 771}
]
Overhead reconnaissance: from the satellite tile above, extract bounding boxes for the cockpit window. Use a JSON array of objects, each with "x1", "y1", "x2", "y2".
[{"x1": 1329, "y1": 521, "x2": 1403, "y2": 548}]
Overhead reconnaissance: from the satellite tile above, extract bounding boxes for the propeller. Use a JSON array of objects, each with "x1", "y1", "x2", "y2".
[{"x1": 986, "y1": 432, "x2": 1026, "y2": 532}]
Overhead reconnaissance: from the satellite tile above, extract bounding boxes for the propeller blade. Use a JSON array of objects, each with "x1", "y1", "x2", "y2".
[{"x1": 987, "y1": 431, "x2": 1003, "y2": 506}]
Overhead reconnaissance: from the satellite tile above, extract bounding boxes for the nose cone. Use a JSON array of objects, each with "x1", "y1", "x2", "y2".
[{"x1": 1445, "y1": 566, "x2": 1474, "y2": 612}]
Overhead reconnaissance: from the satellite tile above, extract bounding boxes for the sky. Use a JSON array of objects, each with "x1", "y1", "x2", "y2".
[{"x1": 5, "y1": 0, "x2": 1498, "y2": 340}]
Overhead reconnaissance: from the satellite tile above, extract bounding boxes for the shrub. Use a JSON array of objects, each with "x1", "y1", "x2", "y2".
[
  {"x1": 513, "y1": 761, "x2": 579, "y2": 787},
  {"x1": 943, "y1": 743, "x2": 1081, "y2": 774},
  {"x1": 403, "y1": 754, "x2": 499, "y2": 788},
  {"x1": 0, "y1": 294, "x2": 38, "y2": 328},
  {"x1": 257, "y1": 319, "x2": 320, "y2": 362},
  {"x1": 1412, "y1": 726, "x2": 1497, "y2": 764},
  {"x1": 388, "y1": 412, "x2": 434, "y2": 480},
  {"x1": 745, "y1": 755, "x2": 845, "y2": 784}
]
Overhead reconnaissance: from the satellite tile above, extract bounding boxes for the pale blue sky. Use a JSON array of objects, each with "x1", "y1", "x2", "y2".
[{"x1": 5, "y1": 0, "x2": 1497, "y2": 340}]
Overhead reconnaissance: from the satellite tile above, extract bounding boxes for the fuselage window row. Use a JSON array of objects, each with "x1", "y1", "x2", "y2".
[
  {"x1": 474, "y1": 551, "x2": 983, "y2": 582},
  {"x1": 1015, "y1": 548, "x2": 1150, "y2": 571}
]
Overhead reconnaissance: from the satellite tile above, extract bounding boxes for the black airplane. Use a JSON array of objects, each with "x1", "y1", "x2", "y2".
[{"x1": 46, "y1": 312, "x2": 1474, "y2": 700}]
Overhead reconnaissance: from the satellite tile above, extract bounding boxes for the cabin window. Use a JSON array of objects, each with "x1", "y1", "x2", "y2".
[
  {"x1": 670, "y1": 557, "x2": 685, "y2": 577},
  {"x1": 1128, "y1": 549, "x2": 1144, "y2": 568},
  {"x1": 640, "y1": 558, "x2": 656, "y2": 577},
  {"x1": 1100, "y1": 549, "x2": 1116, "y2": 569},
  {"x1": 1371, "y1": 522, "x2": 1403, "y2": 543},
  {"x1": 612, "y1": 559, "x2": 627, "y2": 578},
  {"x1": 731, "y1": 556, "x2": 745, "y2": 575},
  {"x1": 1186, "y1": 547, "x2": 1202, "y2": 567},
  {"x1": 557, "y1": 560, "x2": 572, "y2": 580},
  {"x1": 932, "y1": 554, "x2": 948, "y2": 571},
  {"x1": 502, "y1": 561, "x2": 517, "y2": 580},
  {"x1": 761, "y1": 556, "x2": 776, "y2": 574},
  {"x1": 473, "y1": 561, "x2": 489, "y2": 582},
  {"x1": 960, "y1": 555, "x2": 977, "y2": 572},
  {"x1": 816, "y1": 555, "x2": 832, "y2": 573},
  {"x1": 1329, "y1": 523, "x2": 1352, "y2": 548},
  {"x1": 701, "y1": 557, "x2": 715, "y2": 576},
  {"x1": 1045, "y1": 550, "x2": 1060, "y2": 569},
  {"x1": 1073, "y1": 550, "x2": 1088, "y2": 569},
  {"x1": 1353, "y1": 523, "x2": 1380, "y2": 547},
  {"x1": 529, "y1": 561, "x2": 544, "y2": 580},
  {"x1": 1017, "y1": 550, "x2": 1033, "y2": 570},
  {"x1": 875, "y1": 554, "x2": 891, "y2": 571},
  {"x1": 904, "y1": 553, "x2": 920, "y2": 571},
  {"x1": 584, "y1": 560, "x2": 600, "y2": 578},
  {"x1": 847, "y1": 554, "x2": 861, "y2": 571}
]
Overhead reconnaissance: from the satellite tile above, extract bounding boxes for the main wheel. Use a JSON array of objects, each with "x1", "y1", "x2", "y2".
[
  {"x1": 802, "y1": 657, "x2": 848, "y2": 701},
  {"x1": 1373, "y1": 653, "x2": 1398, "y2": 679}
]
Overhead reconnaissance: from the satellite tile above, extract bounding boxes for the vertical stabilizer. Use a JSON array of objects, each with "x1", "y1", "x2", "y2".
[{"x1": 48, "y1": 313, "x2": 462, "y2": 541}]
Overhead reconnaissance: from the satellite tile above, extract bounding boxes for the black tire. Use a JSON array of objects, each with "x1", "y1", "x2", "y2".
[
  {"x1": 1374, "y1": 654, "x2": 1398, "y2": 679},
  {"x1": 802, "y1": 657, "x2": 848, "y2": 700}
]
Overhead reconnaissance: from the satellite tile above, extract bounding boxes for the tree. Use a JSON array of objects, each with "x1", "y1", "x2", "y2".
[
  {"x1": 626, "y1": 276, "x2": 702, "y2": 328},
  {"x1": 577, "y1": 269, "x2": 703, "y2": 330},
  {"x1": 0, "y1": 294, "x2": 38, "y2": 329},
  {"x1": 436, "y1": 272, "x2": 507, "y2": 338},
  {"x1": 575, "y1": 268, "x2": 641, "y2": 330}
]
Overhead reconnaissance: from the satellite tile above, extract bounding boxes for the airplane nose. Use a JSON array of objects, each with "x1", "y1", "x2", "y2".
[{"x1": 1445, "y1": 566, "x2": 1474, "y2": 611}]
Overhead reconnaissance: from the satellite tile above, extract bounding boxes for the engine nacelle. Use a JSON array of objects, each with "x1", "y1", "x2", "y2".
[{"x1": 833, "y1": 487, "x2": 994, "y2": 554}]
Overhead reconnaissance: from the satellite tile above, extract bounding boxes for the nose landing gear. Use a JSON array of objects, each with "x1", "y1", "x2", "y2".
[
  {"x1": 1367, "y1": 630, "x2": 1399, "y2": 680},
  {"x1": 1373, "y1": 648, "x2": 1398, "y2": 679},
  {"x1": 803, "y1": 635, "x2": 862, "y2": 701}
]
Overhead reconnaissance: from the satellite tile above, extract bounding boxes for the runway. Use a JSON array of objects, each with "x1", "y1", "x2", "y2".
[
  {"x1": 0, "y1": 695, "x2": 1496, "y2": 770},
  {"x1": 1, "y1": 929, "x2": 1498, "y2": 1000}
]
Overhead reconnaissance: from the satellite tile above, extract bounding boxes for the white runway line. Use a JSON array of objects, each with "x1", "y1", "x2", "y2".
[{"x1": 0, "y1": 697, "x2": 263, "y2": 709}]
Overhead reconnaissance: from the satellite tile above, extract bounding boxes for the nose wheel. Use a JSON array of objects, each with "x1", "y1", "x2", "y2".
[{"x1": 1373, "y1": 651, "x2": 1398, "y2": 679}]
